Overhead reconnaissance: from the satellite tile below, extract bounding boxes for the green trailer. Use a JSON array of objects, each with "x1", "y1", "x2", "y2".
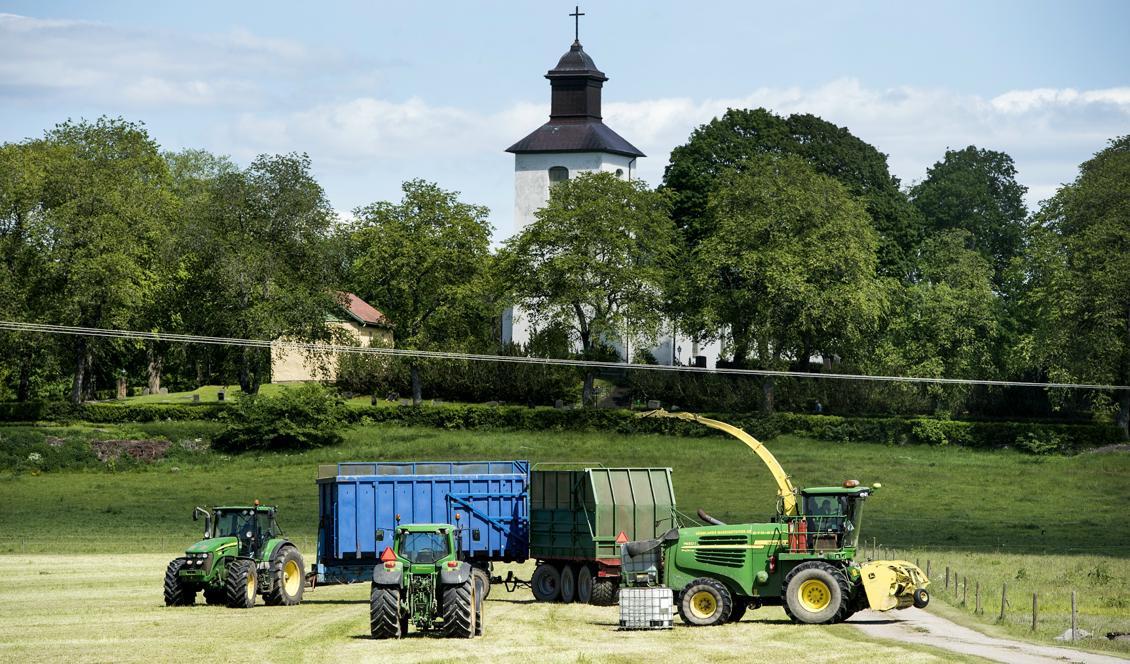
[{"x1": 527, "y1": 467, "x2": 678, "y2": 605}]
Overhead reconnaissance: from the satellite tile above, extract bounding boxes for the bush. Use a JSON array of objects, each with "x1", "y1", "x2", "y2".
[
  {"x1": 0, "y1": 401, "x2": 228, "y2": 423},
  {"x1": 211, "y1": 384, "x2": 348, "y2": 453}
]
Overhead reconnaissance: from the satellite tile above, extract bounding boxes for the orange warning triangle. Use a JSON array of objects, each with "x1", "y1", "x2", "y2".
[
  {"x1": 380, "y1": 546, "x2": 397, "y2": 562},
  {"x1": 615, "y1": 531, "x2": 629, "y2": 544}
]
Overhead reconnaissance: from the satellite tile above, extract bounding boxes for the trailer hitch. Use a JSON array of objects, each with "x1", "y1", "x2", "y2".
[{"x1": 497, "y1": 570, "x2": 531, "y2": 593}]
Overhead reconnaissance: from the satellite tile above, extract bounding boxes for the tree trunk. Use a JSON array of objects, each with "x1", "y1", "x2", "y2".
[
  {"x1": 411, "y1": 362, "x2": 422, "y2": 405},
  {"x1": 69, "y1": 338, "x2": 89, "y2": 404},
  {"x1": 582, "y1": 371, "x2": 595, "y2": 407},
  {"x1": 761, "y1": 377, "x2": 776, "y2": 414},
  {"x1": 239, "y1": 347, "x2": 261, "y2": 395},
  {"x1": 146, "y1": 344, "x2": 163, "y2": 395},
  {"x1": 1118, "y1": 390, "x2": 1129, "y2": 441},
  {"x1": 17, "y1": 352, "x2": 31, "y2": 402}
]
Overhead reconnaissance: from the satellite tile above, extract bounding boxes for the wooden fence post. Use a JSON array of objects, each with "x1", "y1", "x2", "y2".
[
  {"x1": 963, "y1": 577, "x2": 968, "y2": 606},
  {"x1": 1000, "y1": 583, "x2": 1007, "y2": 621},
  {"x1": 1032, "y1": 592, "x2": 1038, "y2": 631},
  {"x1": 1071, "y1": 590, "x2": 1077, "y2": 641},
  {"x1": 975, "y1": 581, "x2": 981, "y2": 614},
  {"x1": 945, "y1": 566, "x2": 950, "y2": 590},
  {"x1": 926, "y1": 559, "x2": 931, "y2": 578}
]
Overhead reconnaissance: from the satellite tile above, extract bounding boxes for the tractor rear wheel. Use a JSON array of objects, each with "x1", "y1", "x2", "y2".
[
  {"x1": 264, "y1": 545, "x2": 304, "y2": 606},
  {"x1": 530, "y1": 563, "x2": 560, "y2": 602},
  {"x1": 442, "y1": 578, "x2": 476, "y2": 638},
  {"x1": 560, "y1": 565, "x2": 576, "y2": 603},
  {"x1": 472, "y1": 567, "x2": 491, "y2": 601},
  {"x1": 163, "y1": 558, "x2": 195, "y2": 606},
  {"x1": 590, "y1": 578, "x2": 616, "y2": 606},
  {"x1": 225, "y1": 558, "x2": 257, "y2": 609},
  {"x1": 783, "y1": 562, "x2": 850, "y2": 624},
  {"x1": 678, "y1": 578, "x2": 732, "y2": 626},
  {"x1": 576, "y1": 566, "x2": 594, "y2": 604},
  {"x1": 370, "y1": 584, "x2": 402, "y2": 639}
]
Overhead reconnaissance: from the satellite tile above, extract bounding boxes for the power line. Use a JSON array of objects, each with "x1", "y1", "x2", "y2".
[{"x1": 1, "y1": 320, "x2": 1127, "y2": 391}]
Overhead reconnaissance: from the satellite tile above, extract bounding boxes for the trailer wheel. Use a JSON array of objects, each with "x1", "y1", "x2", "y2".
[
  {"x1": 472, "y1": 567, "x2": 491, "y2": 601},
  {"x1": 163, "y1": 558, "x2": 195, "y2": 606},
  {"x1": 370, "y1": 584, "x2": 402, "y2": 639},
  {"x1": 560, "y1": 565, "x2": 576, "y2": 603},
  {"x1": 783, "y1": 562, "x2": 850, "y2": 624},
  {"x1": 913, "y1": 588, "x2": 930, "y2": 609},
  {"x1": 264, "y1": 545, "x2": 304, "y2": 606},
  {"x1": 442, "y1": 578, "x2": 476, "y2": 638},
  {"x1": 590, "y1": 578, "x2": 616, "y2": 606},
  {"x1": 224, "y1": 558, "x2": 257, "y2": 609},
  {"x1": 531, "y1": 563, "x2": 561, "y2": 602},
  {"x1": 576, "y1": 566, "x2": 593, "y2": 604},
  {"x1": 678, "y1": 578, "x2": 732, "y2": 626}
]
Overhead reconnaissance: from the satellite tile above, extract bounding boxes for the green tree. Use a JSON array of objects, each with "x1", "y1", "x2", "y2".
[
  {"x1": 663, "y1": 108, "x2": 921, "y2": 278},
  {"x1": 690, "y1": 155, "x2": 885, "y2": 411},
  {"x1": 1023, "y1": 136, "x2": 1130, "y2": 438},
  {"x1": 498, "y1": 172, "x2": 675, "y2": 405},
  {"x1": 345, "y1": 179, "x2": 494, "y2": 404},
  {"x1": 910, "y1": 146, "x2": 1028, "y2": 287}
]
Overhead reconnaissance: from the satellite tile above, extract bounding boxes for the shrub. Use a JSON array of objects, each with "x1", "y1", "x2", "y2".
[{"x1": 211, "y1": 384, "x2": 348, "y2": 452}]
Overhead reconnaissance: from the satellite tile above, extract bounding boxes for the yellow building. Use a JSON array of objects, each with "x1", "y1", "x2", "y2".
[{"x1": 270, "y1": 292, "x2": 394, "y2": 383}]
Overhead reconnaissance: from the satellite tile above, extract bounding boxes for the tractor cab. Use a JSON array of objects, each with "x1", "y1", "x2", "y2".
[
  {"x1": 198, "y1": 504, "x2": 281, "y2": 559},
  {"x1": 796, "y1": 482, "x2": 876, "y2": 553},
  {"x1": 392, "y1": 524, "x2": 458, "y2": 568}
]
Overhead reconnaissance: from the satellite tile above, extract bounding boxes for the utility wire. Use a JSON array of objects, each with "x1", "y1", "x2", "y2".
[{"x1": 1, "y1": 320, "x2": 1127, "y2": 391}]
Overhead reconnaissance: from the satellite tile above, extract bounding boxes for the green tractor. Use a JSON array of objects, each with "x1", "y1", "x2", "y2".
[
  {"x1": 369, "y1": 523, "x2": 483, "y2": 639},
  {"x1": 163, "y1": 503, "x2": 306, "y2": 609}
]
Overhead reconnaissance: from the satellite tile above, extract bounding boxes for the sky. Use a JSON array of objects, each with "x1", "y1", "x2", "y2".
[{"x1": 1, "y1": 0, "x2": 1127, "y2": 241}]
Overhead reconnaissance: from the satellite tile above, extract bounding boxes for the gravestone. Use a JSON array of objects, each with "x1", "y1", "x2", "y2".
[
  {"x1": 554, "y1": 399, "x2": 564, "y2": 409},
  {"x1": 371, "y1": 394, "x2": 378, "y2": 406},
  {"x1": 159, "y1": 387, "x2": 169, "y2": 395},
  {"x1": 217, "y1": 390, "x2": 225, "y2": 401},
  {"x1": 141, "y1": 388, "x2": 150, "y2": 396},
  {"x1": 192, "y1": 394, "x2": 200, "y2": 403},
  {"x1": 647, "y1": 400, "x2": 661, "y2": 410},
  {"x1": 398, "y1": 398, "x2": 411, "y2": 407}
]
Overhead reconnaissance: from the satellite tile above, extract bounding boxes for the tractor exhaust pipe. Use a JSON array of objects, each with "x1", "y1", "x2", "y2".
[{"x1": 697, "y1": 509, "x2": 726, "y2": 525}]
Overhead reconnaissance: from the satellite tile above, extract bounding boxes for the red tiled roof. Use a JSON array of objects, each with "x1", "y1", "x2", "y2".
[{"x1": 338, "y1": 292, "x2": 391, "y2": 327}]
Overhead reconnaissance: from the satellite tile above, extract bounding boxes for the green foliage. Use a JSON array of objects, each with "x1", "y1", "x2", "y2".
[{"x1": 212, "y1": 384, "x2": 347, "y2": 452}]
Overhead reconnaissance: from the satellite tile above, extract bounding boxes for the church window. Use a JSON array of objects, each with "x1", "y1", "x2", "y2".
[{"x1": 548, "y1": 166, "x2": 569, "y2": 184}]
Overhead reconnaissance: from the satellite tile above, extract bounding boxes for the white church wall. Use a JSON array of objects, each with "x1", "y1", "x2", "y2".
[{"x1": 513, "y1": 151, "x2": 636, "y2": 228}]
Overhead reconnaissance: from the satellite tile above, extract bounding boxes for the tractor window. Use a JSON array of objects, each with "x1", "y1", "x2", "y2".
[
  {"x1": 213, "y1": 510, "x2": 272, "y2": 540},
  {"x1": 397, "y1": 531, "x2": 450, "y2": 565},
  {"x1": 804, "y1": 495, "x2": 849, "y2": 534}
]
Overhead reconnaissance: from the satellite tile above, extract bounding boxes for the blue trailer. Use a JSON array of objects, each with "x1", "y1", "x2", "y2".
[{"x1": 315, "y1": 461, "x2": 529, "y2": 584}]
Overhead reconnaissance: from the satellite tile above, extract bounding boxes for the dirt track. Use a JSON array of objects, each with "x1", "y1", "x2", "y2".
[{"x1": 849, "y1": 608, "x2": 1129, "y2": 664}]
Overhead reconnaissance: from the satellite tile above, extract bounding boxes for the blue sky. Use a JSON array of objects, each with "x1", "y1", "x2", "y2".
[{"x1": 2, "y1": 1, "x2": 1127, "y2": 240}]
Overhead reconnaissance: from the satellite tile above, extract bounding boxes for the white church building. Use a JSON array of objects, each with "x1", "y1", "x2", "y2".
[{"x1": 500, "y1": 34, "x2": 721, "y2": 368}]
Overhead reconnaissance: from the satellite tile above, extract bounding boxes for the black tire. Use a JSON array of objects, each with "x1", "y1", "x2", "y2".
[
  {"x1": 442, "y1": 579, "x2": 476, "y2": 638},
  {"x1": 590, "y1": 578, "x2": 616, "y2": 606},
  {"x1": 913, "y1": 588, "x2": 930, "y2": 609},
  {"x1": 474, "y1": 580, "x2": 484, "y2": 637},
  {"x1": 728, "y1": 597, "x2": 748, "y2": 623},
  {"x1": 225, "y1": 558, "x2": 257, "y2": 609},
  {"x1": 560, "y1": 564, "x2": 576, "y2": 604},
  {"x1": 163, "y1": 558, "x2": 195, "y2": 606},
  {"x1": 203, "y1": 588, "x2": 226, "y2": 605},
  {"x1": 678, "y1": 578, "x2": 732, "y2": 626},
  {"x1": 576, "y1": 566, "x2": 594, "y2": 604},
  {"x1": 370, "y1": 584, "x2": 402, "y2": 639},
  {"x1": 264, "y1": 545, "x2": 304, "y2": 606},
  {"x1": 782, "y1": 561, "x2": 850, "y2": 624},
  {"x1": 472, "y1": 567, "x2": 491, "y2": 602},
  {"x1": 531, "y1": 563, "x2": 561, "y2": 602}
]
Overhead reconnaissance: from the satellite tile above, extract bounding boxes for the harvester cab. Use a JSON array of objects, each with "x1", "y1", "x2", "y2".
[
  {"x1": 163, "y1": 503, "x2": 305, "y2": 610},
  {"x1": 791, "y1": 484, "x2": 873, "y2": 553},
  {"x1": 369, "y1": 523, "x2": 482, "y2": 639}
]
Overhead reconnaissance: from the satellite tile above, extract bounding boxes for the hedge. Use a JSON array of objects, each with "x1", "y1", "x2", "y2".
[{"x1": 0, "y1": 401, "x2": 229, "y2": 423}]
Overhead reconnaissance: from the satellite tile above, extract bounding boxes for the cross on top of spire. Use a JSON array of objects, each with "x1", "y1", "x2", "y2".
[{"x1": 569, "y1": 5, "x2": 585, "y2": 43}]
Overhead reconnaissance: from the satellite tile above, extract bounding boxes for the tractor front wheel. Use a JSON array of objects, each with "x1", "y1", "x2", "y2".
[
  {"x1": 678, "y1": 578, "x2": 732, "y2": 626},
  {"x1": 203, "y1": 588, "x2": 226, "y2": 605},
  {"x1": 370, "y1": 584, "x2": 402, "y2": 639},
  {"x1": 225, "y1": 558, "x2": 257, "y2": 609},
  {"x1": 783, "y1": 562, "x2": 850, "y2": 624},
  {"x1": 530, "y1": 563, "x2": 560, "y2": 602},
  {"x1": 163, "y1": 558, "x2": 195, "y2": 606},
  {"x1": 264, "y1": 545, "x2": 305, "y2": 606},
  {"x1": 442, "y1": 578, "x2": 476, "y2": 638}
]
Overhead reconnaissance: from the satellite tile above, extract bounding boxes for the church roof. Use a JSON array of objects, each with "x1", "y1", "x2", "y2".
[
  {"x1": 506, "y1": 120, "x2": 645, "y2": 158},
  {"x1": 546, "y1": 41, "x2": 607, "y2": 79}
]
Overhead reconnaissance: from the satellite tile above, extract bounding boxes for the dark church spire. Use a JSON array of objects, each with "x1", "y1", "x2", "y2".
[{"x1": 546, "y1": 41, "x2": 607, "y2": 120}]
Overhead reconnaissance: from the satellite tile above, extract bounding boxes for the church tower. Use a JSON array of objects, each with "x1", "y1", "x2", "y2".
[{"x1": 502, "y1": 23, "x2": 645, "y2": 346}]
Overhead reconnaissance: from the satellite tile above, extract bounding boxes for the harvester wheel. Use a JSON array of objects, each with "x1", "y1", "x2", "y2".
[
  {"x1": 783, "y1": 562, "x2": 850, "y2": 624},
  {"x1": 678, "y1": 578, "x2": 732, "y2": 626},
  {"x1": 560, "y1": 565, "x2": 576, "y2": 603},
  {"x1": 369, "y1": 584, "x2": 402, "y2": 639},
  {"x1": 576, "y1": 566, "x2": 594, "y2": 604},
  {"x1": 224, "y1": 558, "x2": 257, "y2": 609},
  {"x1": 264, "y1": 545, "x2": 304, "y2": 606},
  {"x1": 590, "y1": 578, "x2": 616, "y2": 606},
  {"x1": 163, "y1": 558, "x2": 195, "y2": 606},
  {"x1": 442, "y1": 578, "x2": 476, "y2": 638},
  {"x1": 913, "y1": 588, "x2": 930, "y2": 609},
  {"x1": 472, "y1": 567, "x2": 491, "y2": 601},
  {"x1": 727, "y1": 597, "x2": 748, "y2": 623},
  {"x1": 531, "y1": 563, "x2": 561, "y2": 602}
]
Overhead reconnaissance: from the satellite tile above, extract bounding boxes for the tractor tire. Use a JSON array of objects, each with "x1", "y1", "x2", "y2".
[
  {"x1": 203, "y1": 588, "x2": 226, "y2": 605},
  {"x1": 560, "y1": 564, "x2": 576, "y2": 603},
  {"x1": 472, "y1": 567, "x2": 491, "y2": 601},
  {"x1": 531, "y1": 563, "x2": 561, "y2": 602},
  {"x1": 369, "y1": 584, "x2": 402, "y2": 639},
  {"x1": 782, "y1": 561, "x2": 851, "y2": 624},
  {"x1": 264, "y1": 545, "x2": 304, "y2": 606},
  {"x1": 442, "y1": 578, "x2": 476, "y2": 638},
  {"x1": 225, "y1": 558, "x2": 257, "y2": 609},
  {"x1": 576, "y1": 566, "x2": 594, "y2": 605},
  {"x1": 163, "y1": 558, "x2": 195, "y2": 606},
  {"x1": 913, "y1": 588, "x2": 930, "y2": 609},
  {"x1": 727, "y1": 597, "x2": 748, "y2": 623},
  {"x1": 590, "y1": 578, "x2": 616, "y2": 606},
  {"x1": 678, "y1": 578, "x2": 732, "y2": 627}
]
